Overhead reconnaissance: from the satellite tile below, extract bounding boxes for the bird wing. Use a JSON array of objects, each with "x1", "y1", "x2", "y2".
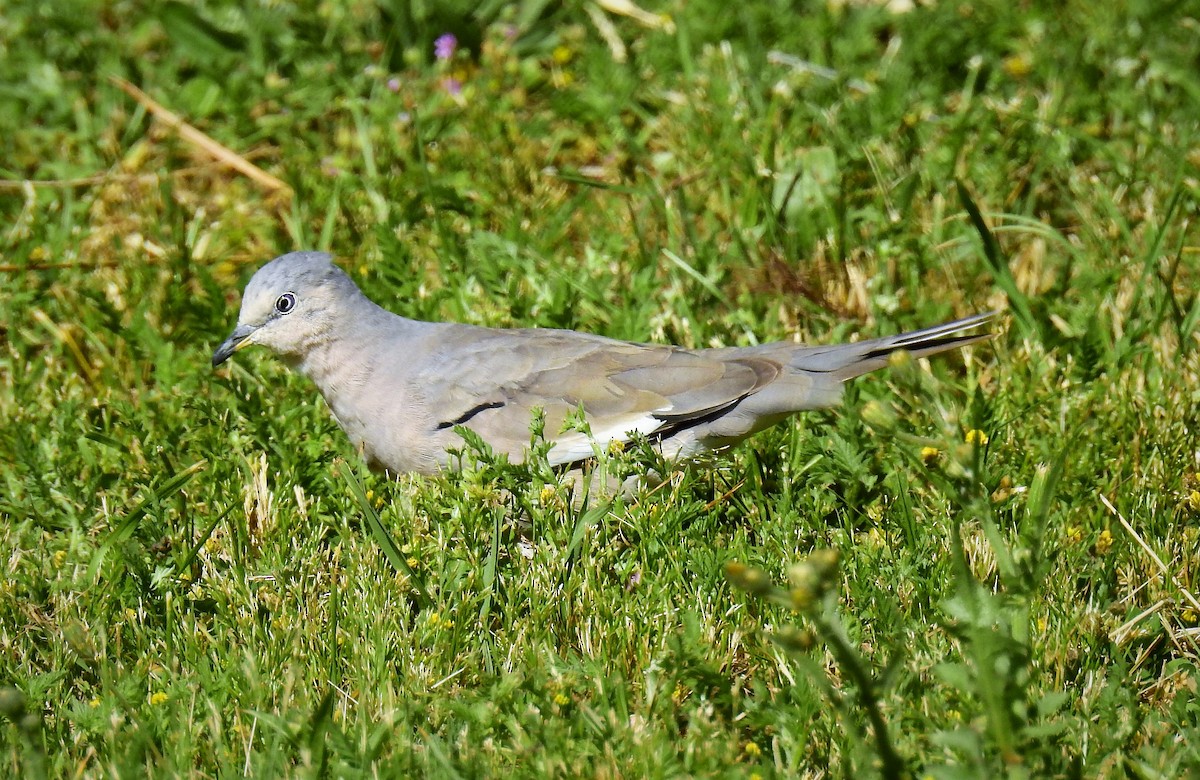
[{"x1": 413, "y1": 325, "x2": 779, "y2": 465}]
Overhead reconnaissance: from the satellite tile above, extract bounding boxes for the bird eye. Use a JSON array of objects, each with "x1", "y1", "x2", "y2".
[{"x1": 275, "y1": 293, "x2": 296, "y2": 314}]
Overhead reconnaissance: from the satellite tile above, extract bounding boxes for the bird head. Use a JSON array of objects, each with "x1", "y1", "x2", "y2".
[{"x1": 212, "y1": 251, "x2": 362, "y2": 367}]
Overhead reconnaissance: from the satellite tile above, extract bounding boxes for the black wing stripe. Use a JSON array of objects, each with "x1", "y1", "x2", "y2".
[{"x1": 435, "y1": 401, "x2": 506, "y2": 430}]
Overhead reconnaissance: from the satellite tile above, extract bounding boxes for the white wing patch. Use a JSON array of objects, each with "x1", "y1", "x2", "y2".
[{"x1": 546, "y1": 411, "x2": 668, "y2": 466}]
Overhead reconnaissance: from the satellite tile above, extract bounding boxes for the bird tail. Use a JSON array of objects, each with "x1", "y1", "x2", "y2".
[{"x1": 788, "y1": 311, "x2": 998, "y2": 381}]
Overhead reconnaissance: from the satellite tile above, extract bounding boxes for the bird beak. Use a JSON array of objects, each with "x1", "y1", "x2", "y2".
[{"x1": 212, "y1": 324, "x2": 258, "y2": 367}]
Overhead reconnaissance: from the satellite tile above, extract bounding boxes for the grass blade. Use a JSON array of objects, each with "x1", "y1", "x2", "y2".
[
  {"x1": 87, "y1": 459, "x2": 208, "y2": 582},
  {"x1": 956, "y1": 179, "x2": 1036, "y2": 338},
  {"x1": 478, "y1": 506, "x2": 501, "y2": 625},
  {"x1": 339, "y1": 462, "x2": 429, "y2": 607}
]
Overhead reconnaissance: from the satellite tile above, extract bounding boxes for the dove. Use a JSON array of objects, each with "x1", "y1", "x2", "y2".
[{"x1": 213, "y1": 251, "x2": 992, "y2": 476}]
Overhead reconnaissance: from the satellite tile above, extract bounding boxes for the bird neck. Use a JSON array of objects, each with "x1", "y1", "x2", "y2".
[{"x1": 289, "y1": 299, "x2": 432, "y2": 393}]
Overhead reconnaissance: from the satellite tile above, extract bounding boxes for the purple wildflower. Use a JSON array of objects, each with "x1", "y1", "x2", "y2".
[
  {"x1": 441, "y1": 77, "x2": 462, "y2": 96},
  {"x1": 387, "y1": 77, "x2": 401, "y2": 93},
  {"x1": 434, "y1": 33, "x2": 457, "y2": 61}
]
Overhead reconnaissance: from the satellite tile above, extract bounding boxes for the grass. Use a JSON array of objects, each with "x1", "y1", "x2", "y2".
[{"x1": 2, "y1": 0, "x2": 1199, "y2": 775}]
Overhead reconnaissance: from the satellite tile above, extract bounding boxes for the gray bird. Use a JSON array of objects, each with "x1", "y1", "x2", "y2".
[{"x1": 212, "y1": 251, "x2": 993, "y2": 476}]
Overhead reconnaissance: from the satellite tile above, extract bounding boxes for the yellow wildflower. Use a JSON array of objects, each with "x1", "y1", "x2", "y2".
[
  {"x1": 965, "y1": 429, "x2": 989, "y2": 446},
  {"x1": 1002, "y1": 54, "x2": 1032, "y2": 78}
]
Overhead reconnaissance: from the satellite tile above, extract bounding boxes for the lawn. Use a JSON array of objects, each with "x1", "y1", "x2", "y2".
[{"x1": 2, "y1": 0, "x2": 1199, "y2": 776}]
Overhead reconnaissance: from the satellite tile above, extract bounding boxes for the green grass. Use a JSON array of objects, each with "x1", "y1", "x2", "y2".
[{"x1": 2, "y1": 0, "x2": 1199, "y2": 775}]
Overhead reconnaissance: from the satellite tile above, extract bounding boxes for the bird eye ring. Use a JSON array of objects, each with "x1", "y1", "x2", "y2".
[{"x1": 275, "y1": 293, "x2": 296, "y2": 314}]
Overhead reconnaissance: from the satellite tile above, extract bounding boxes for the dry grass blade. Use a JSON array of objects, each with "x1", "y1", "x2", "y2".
[
  {"x1": 109, "y1": 76, "x2": 293, "y2": 198},
  {"x1": 0, "y1": 174, "x2": 114, "y2": 190},
  {"x1": 0, "y1": 261, "x2": 123, "y2": 272},
  {"x1": 595, "y1": 0, "x2": 675, "y2": 30},
  {"x1": 1101, "y1": 493, "x2": 1200, "y2": 616}
]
